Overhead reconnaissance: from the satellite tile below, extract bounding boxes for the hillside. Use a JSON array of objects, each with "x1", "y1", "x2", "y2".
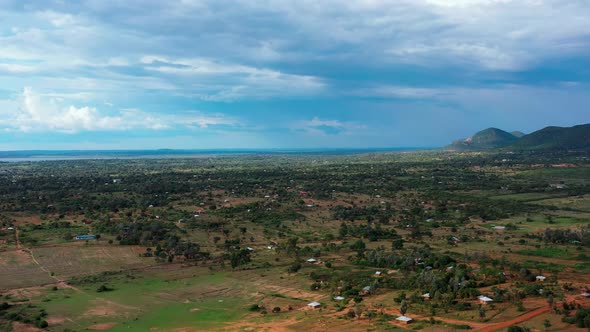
[
  {"x1": 507, "y1": 123, "x2": 590, "y2": 150},
  {"x1": 446, "y1": 127, "x2": 518, "y2": 150}
]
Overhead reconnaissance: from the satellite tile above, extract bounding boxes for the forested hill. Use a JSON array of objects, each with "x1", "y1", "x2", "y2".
[{"x1": 446, "y1": 123, "x2": 590, "y2": 151}]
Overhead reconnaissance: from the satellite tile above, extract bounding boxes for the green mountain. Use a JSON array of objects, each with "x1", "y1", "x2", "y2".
[
  {"x1": 446, "y1": 128, "x2": 518, "y2": 150},
  {"x1": 507, "y1": 124, "x2": 590, "y2": 150},
  {"x1": 510, "y1": 131, "x2": 525, "y2": 138}
]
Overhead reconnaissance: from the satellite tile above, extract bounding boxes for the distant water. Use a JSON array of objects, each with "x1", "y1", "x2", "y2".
[{"x1": 0, "y1": 148, "x2": 430, "y2": 162}]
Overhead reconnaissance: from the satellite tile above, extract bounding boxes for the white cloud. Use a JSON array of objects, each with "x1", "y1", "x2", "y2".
[
  {"x1": 141, "y1": 55, "x2": 324, "y2": 100},
  {"x1": 37, "y1": 10, "x2": 77, "y2": 27},
  {"x1": 182, "y1": 113, "x2": 235, "y2": 129},
  {"x1": 0, "y1": 63, "x2": 36, "y2": 73},
  {"x1": 359, "y1": 85, "x2": 444, "y2": 99},
  {"x1": 8, "y1": 88, "x2": 159, "y2": 133},
  {"x1": 0, "y1": 88, "x2": 235, "y2": 133},
  {"x1": 295, "y1": 117, "x2": 367, "y2": 135}
]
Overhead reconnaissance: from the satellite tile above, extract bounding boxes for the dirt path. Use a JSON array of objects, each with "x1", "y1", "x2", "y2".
[
  {"x1": 14, "y1": 226, "x2": 22, "y2": 249},
  {"x1": 478, "y1": 306, "x2": 549, "y2": 332}
]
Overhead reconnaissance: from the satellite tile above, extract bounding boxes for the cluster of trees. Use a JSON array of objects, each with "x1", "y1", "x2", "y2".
[
  {"x1": 541, "y1": 227, "x2": 590, "y2": 246},
  {"x1": 563, "y1": 306, "x2": 590, "y2": 328},
  {"x1": 0, "y1": 302, "x2": 48, "y2": 329},
  {"x1": 339, "y1": 222, "x2": 400, "y2": 241},
  {"x1": 93, "y1": 220, "x2": 208, "y2": 263}
]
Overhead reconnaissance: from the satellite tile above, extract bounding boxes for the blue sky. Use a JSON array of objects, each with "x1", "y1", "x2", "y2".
[{"x1": 1, "y1": 0, "x2": 590, "y2": 150}]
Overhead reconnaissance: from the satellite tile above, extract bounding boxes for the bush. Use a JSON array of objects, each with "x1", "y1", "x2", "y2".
[
  {"x1": 96, "y1": 284, "x2": 113, "y2": 293},
  {"x1": 35, "y1": 319, "x2": 49, "y2": 328},
  {"x1": 287, "y1": 262, "x2": 301, "y2": 273}
]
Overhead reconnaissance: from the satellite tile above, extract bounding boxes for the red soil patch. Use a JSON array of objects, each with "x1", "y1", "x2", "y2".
[{"x1": 11, "y1": 322, "x2": 41, "y2": 332}]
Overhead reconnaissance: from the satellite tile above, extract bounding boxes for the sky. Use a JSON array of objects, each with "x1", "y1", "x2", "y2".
[{"x1": 1, "y1": 0, "x2": 590, "y2": 150}]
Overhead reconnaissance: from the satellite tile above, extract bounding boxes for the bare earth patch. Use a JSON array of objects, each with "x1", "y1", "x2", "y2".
[
  {"x1": 84, "y1": 303, "x2": 118, "y2": 317},
  {"x1": 11, "y1": 322, "x2": 41, "y2": 332},
  {"x1": 46, "y1": 316, "x2": 66, "y2": 325},
  {"x1": 87, "y1": 322, "x2": 118, "y2": 330}
]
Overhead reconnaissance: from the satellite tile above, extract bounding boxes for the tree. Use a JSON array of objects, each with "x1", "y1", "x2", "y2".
[
  {"x1": 543, "y1": 319, "x2": 551, "y2": 331},
  {"x1": 347, "y1": 309, "x2": 356, "y2": 318},
  {"x1": 507, "y1": 327, "x2": 530, "y2": 332},
  {"x1": 478, "y1": 305, "x2": 486, "y2": 320},
  {"x1": 547, "y1": 294, "x2": 554, "y2": 311},
  {"x1": 392, "y1": 238, "x2": 403, "y2": 250},
  {"x1": 229, "y1": 249, "x2": 251, "y2": 269},
  {"x1": 400, "y1": 299, "x2": 408, "y2": 316}
]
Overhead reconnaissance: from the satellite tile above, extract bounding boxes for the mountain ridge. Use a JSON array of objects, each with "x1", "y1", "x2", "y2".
[{"x1": 446, "y1": 123, "x2": 590, "y2": 151}]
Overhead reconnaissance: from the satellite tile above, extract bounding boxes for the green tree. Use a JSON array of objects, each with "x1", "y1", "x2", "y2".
[
  {"x1": 400, "y1": 299, "x2": 408, "y2": 316},
  {"x1": 478, "y1": 305, "x2": 486, "y2": 320}
]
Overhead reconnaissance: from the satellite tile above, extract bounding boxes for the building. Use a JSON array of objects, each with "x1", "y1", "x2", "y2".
[
  {"x1": 360, "y1": 285, "x2": 373, "y2": 296},
  {"x1": 395, "y1": 316, "x2": 413, "y2": 324},
  {"x1": 374, "y1": 271, "x2": 382, "y2": 276},
  {"x1": 333, "y1": 296, "x2": 345, "y2": 301},
  {"x1": 422, "y1": 293, "x2": 431, "y2": 300},
  {"x1": 580, "y1": 292, "x2": 590, "y2": 298},
  {"x1": 307, "y1": 301, "x2": 321, "y2": 308},
  {"x1": 536, "y1": 275, "x2": 547, "y2": 282},
  {"x1": 478, "y1": 295, "x2": 493, "y2": 305},
  {"x1": 306, "y1": 258, "x2": 318, "y2": 263},
  {"x1": 75, "y1": 234, "x2": 97, "y2": 240}
]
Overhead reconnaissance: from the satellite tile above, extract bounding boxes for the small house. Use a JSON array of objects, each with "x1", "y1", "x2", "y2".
[
  {"x1": 360, "y1": 285, "x2": 373, "y2": 296},
  {"x1": 395, "y1": 316, "x2": 413, "y2": 324},
  {"x1": 536, "y1": 275, "x2": 546, "y2": 282},
  {"x1": 422, "y1": 293, "x2": 431, "y2": 300},
  {"x1": 580, "y1": 292, "x2": 590, "y2": 298},
  {"x1": 374, "y1": 271, "x2": 382, "y2": 276},
  {"x1": 75, "y1": 234, "x2": 97, "y2": 240},
  {"x1": 307, "y1": 301, "x2": 321, "y2": 308},
  {"x1": 333, "y1": 296, "x2": 345, "y2": 301},
  {"x1": 306, "y1": 258, "x2": 318, "y2": 263},
  {"x1": 478, "y1": 295, "x2": 493, "y2": 305},
  {"x1": 492, "y1": 226, "x2": 506, "y2": 230}
]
